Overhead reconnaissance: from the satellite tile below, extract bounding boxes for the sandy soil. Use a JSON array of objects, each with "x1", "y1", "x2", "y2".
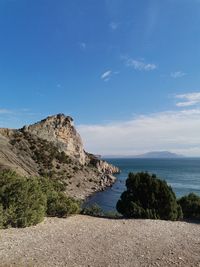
[{"x1": 0, "y1": 215, "x2": 199, "y2": 267}]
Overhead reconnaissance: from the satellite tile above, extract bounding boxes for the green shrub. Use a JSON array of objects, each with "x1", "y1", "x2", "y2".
[
  {"x1": 103, "y1": 211, "x2": 121, "y2": 219},
  {"x1": 38, "y1": 176, "x2": 66, "y2": 194},
  {"x1": 73, "y1": 166, "x2": 79, "y2": 172},
  {"x1": 81, "y1": 204, "x2": 104, "y2": 217},
  {"x1": 55, "y1": 151, "x2": 70, "y2": 164},
  {"x1": 47, "y1": 191, "x2": 80, "y2": 217},
  {"x1": 116, "y1": 172, "x2": 182, "y2": 221},
  {"x1": 0, "y1": 171, "x2": 46, "y2": 228},
  {"x1": 37, "y1": 176, "x2": 80, "y2": 217},
  {"x1": 76, "y1": 183, "x2": 81, "y2": 187},
  {"x1": 0, "y1": 204, "x2": 4, "y2": 228},
  {"x1": 0, "y1": 171, "x2": 81, "y2": 228},
  {"x1": 81, "y1": 205, "x2": 121, "y2": 218},
  {"x1": 178, "y1": 193, "x2": 200, "y2": 220}
]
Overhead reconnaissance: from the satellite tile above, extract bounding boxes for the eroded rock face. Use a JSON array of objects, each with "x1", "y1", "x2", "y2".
[
  {"x1": 22, "y1": 114, "x2": 86, "y2": 165},
  {"x1": 96, "y1": 160, "x2": 119, "y2": 174},
  {"x1": 22, "y1": 114, "x2": 120, "y2": 174},
  {"x1": 88, "y1": 153, "x2": 120, "y2": 174},
  {"x1": 0, "y1": 114, "x2": 120, "y2": 199}
]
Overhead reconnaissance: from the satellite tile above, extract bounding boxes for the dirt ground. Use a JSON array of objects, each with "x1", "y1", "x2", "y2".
[{"x1": 0, "y1": 215, "x2": 199, "y2": 267}]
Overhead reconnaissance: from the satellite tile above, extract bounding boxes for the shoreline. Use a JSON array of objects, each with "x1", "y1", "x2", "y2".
[{"x1": 81, "y1": 173, "x2": 118, "y2": 207}]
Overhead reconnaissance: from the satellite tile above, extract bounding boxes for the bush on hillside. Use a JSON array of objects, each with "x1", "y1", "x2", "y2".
[
  {"x1": 81, "y1": 204, "x2": 104, "y2": 217},
  {"x1": 103, "y1": 210, "x2": 121, "y2": 219},
  {"x1": 0, "y1": 204, "x2": 4, "y2": 228},
  {"x1": 178, "y1": 193, "x2": 200, "y2": 220},
  {"x1": 38, "y1": 175, "x2": 66, "y2": 196},
  {"x1": 38, "y1": 175, "x2": 80, "y2": 217},
  {"x1": 47, "y1": 191, "x2": 80, "y2": 217},
  {"x1": 0, "y1": 171, "x2": 46, "y2": 228},
  {"x1": 0, "y1": 171, "x2": 81, "y2": 228},
  {"x1": 81, "y1": 204, "x2": 121, "y2": 218},
  {"x1": 116, "y1": 172, "x2": 183, "y2": 221}
]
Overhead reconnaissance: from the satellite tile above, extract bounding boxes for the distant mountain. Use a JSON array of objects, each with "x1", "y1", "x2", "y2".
[
  {"x1": 133, "y1": 151, "x2": 185, "y2": 158},
  {"x1": 104, "y1": 151, "x2": 185, "y2": 159}
]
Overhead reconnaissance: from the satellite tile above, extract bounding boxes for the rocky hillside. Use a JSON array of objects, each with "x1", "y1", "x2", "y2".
[{"x1": 0, "y1": 114, "x2": 119, "y2": 199}]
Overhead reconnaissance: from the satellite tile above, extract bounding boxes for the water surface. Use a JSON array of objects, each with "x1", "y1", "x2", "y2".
[{"x1": 85, "y1": 158, "x2": 200, "y2": 211}]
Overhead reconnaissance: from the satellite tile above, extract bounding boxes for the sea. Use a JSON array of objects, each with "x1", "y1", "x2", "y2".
[{"x1": 84, "y1": 158, "x2": 200, "y2": 212}]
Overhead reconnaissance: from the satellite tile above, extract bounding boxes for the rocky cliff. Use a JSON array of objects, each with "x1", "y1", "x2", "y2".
[
  {"x1": 22, "y1": 114, "x2": 86, "y2": 165},
  {"x1": 0, "y1": 114, "x2": 119, "y2": 199}
]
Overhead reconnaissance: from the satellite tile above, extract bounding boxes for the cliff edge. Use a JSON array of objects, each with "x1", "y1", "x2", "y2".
[{"x1": 0, "y1": 114, "x2": 119, "y2": 199}]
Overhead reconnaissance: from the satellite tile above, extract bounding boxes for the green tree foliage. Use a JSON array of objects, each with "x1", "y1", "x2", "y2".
[
  {"x1": 38, "y1": 176, "x2": 80, "y2": 217},
  {"x1": 47, "y1": 191, "x2": 80, "y2": 217},
  {"x1": 116, "y1": 172, "x2": 182, "y2": 221},
  {"x1": 81, "y1": 204, "x2": 104, "y2": 217},
  {"x1": 0, "y1": 171, "x2": 46, "y2": 228},
  {"x1": 0, "y1": 204, "x2": 4, "y2": 228},
  {"x1": 178, "y1": 193, "x2": 200, "y2": 220},
  {"x1": 0, "y1": 171, "x2": 80, "y2": 228}
]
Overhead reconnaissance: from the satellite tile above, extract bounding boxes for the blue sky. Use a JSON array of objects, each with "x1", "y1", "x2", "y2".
[{"x1": 1, "y1": 0, "x2": 200, "y2": 156}]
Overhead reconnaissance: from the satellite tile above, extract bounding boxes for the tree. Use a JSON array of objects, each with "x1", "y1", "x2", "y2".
[
  {"x1": 0, "y1": 171, "x2": 46, "y2": 228},
  {"x1": 47, "y1": 191, "x2": 80, "y2": 217},
  {"x1": 178, "y1": 193, "x2": 200, "y2": 220},
  {"x1": 0, "y1": 170, "x2": 81, "y2": 228},
  {"x1": 116, "y1": 172, "x2": 182, "y2": 221}
]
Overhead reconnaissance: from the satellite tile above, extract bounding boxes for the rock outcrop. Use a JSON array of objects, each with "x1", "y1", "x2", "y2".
[
  {"x1": 22, "y1": 114, "x2": 86, "y2": 165},
  {"x1": 0, "y1": 114, "x2": 120, "y2": 199}
]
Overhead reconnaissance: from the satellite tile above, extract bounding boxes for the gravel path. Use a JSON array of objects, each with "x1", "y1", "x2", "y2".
[{"x1": 0, "y1": 215, "x2": 199, "y2": 267}]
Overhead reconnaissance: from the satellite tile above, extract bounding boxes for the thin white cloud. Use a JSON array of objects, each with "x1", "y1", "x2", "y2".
[
  {"x1": 0, "y1": 109, "x2": 12, "y2": 114},
  {"x1": 176, "y1": 101, "x2": 197, "y2": 107},
  {"x1": 109, "y1": 22, "x2": 119, "y2": 30},
  {"x1": 125, "y1": 58, "x2": 157, "y2": 71},
  {"x1": 78, "y1": 108, "x2": 200, "y2": 157},
  {"x1": 101, "y1": 70, "x2": 112, "y2": 81},
  {"x1": 100, "y1": 70, "x2": 120, "y2": 82},
  {"x1": 171, "y1": 71, "x2": 186, "y2": 78},
  {"x1": 176, "y1": 92, "x2": 200, "y2": 107}
]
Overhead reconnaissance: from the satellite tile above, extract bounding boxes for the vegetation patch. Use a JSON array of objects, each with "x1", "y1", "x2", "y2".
[
  {"x1": 81, "y1": 204, "x2": 104, "y2": 217},
  {"x1": 81, "y1": 204, "x2": 121, "y2": 218},
  {"x1": 0, "y1": 171, "x2": 46, "y2": 228},
  {"x1": 116, "y1": 172, "x2": 183, "y2": 221},
  {"x1": 0, "y1": 171, "x2": 80, "y2": 228},
  {"x1": 178, "y1": 193, "x2": 200, "y2": 220}
]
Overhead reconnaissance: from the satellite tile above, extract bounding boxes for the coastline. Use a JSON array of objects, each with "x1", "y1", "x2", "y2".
[
  {"x1": 81, "y1": 174, "x2": 118, "y2": 209},
  {"x1": 87, "y1": 158, "x2": 200, "y2": 211},
  {"x1": 80, "y1": 173, "x2": 118, "y2": 204}
]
